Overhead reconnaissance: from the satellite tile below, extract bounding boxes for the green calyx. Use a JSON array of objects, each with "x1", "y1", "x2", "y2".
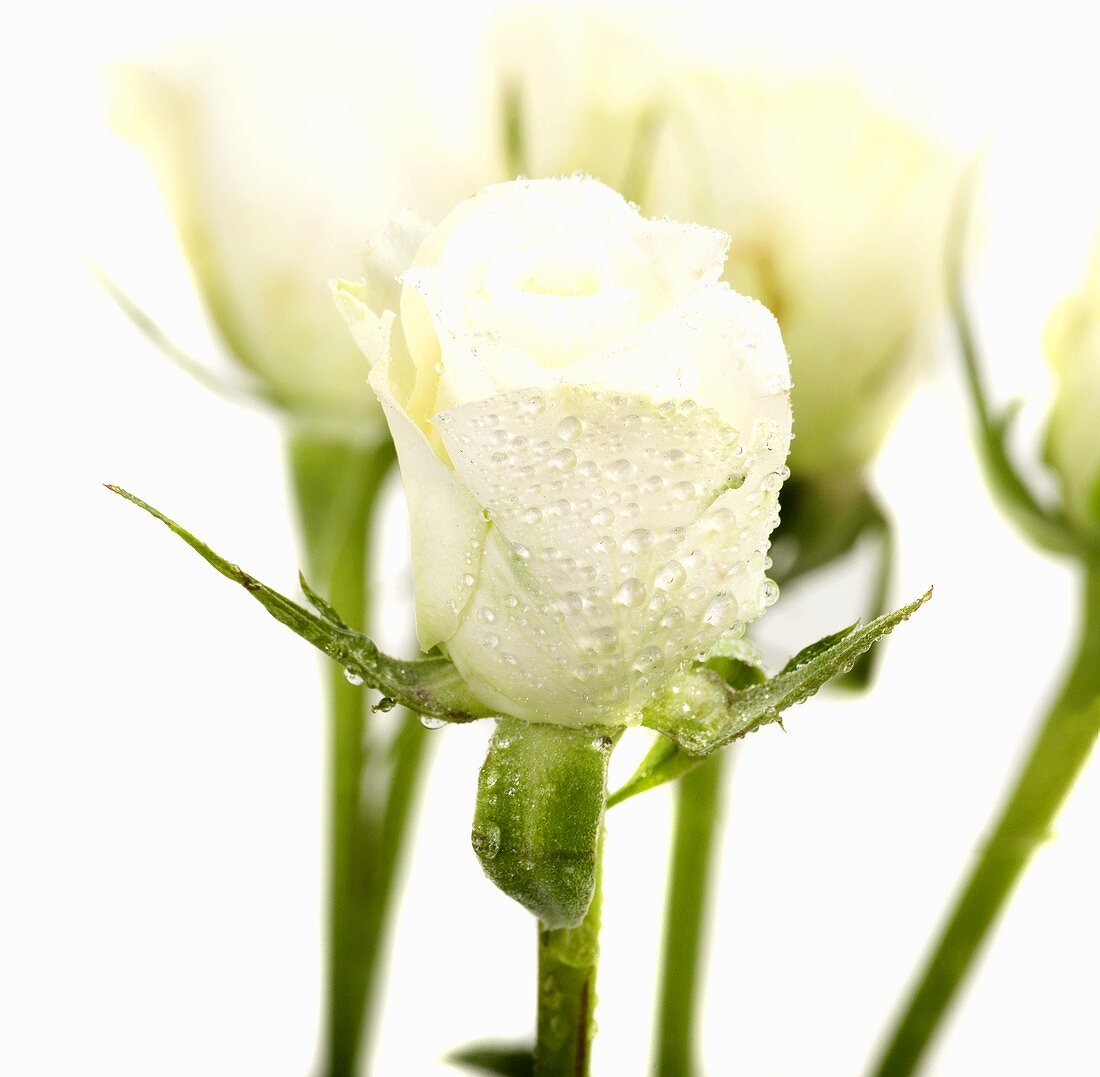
[{"x1": 472, "y1": 720, "x2": 618, "y2": 930}]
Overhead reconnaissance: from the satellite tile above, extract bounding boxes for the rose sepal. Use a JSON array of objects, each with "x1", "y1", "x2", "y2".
[
  {"x1": 472, "y1": 719, "x2": 618, "y2": 930},
  {"x1": 106, "y1": 485, "x2": 494, "y2": 725}
]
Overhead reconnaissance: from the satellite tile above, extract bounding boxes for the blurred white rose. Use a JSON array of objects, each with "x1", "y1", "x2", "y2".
[
  {"x1": 335, "y1": 176, "x2": 791, "y2": 726},
  {"x1": 647, "y1": 73, "x2": 956, "y2": 478},
  {"x1": 487, "y1": 4, "x2": 681, "y2": 195},
  {"x1": 1045, "y1": 237, "x2": 1100, "y2": 534},
  {"x1": 110, "y1": 32, "x2": 490, "y2": 423}
]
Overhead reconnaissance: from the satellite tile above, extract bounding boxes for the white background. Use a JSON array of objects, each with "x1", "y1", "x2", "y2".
[{"x1": 3, "y1": 1, "x2": 1099, "y2": 1074}]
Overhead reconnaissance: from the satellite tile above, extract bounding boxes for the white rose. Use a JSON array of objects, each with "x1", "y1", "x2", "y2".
[
  {"x1": 109, "y1": 32, "x2": 491, "y2": 422},
  {"x1": 335, "y1": 177, "x2": 791, "y2": 726},
  {"x1": 1045, "y1": 237, "x2": 1100, "y2": 534}
]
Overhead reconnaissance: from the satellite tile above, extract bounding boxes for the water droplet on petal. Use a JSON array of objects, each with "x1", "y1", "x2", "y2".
[
  {"x1": 587, "y1": 626, "x2": 621, "y2": 655},
  {"x1": 655, "y1": 560, "x2": 686, "y2": 591},
  {"x1": 614, "y1": 578, "x2": 646, "y2": 607},
  {"x1": 608, "y1": 458, "x2": 636, "y2": 481},
  {"x1": 557, "y1": 415, "x2": 582, "y2": 441},
  {"x1": 703, "y1": 594, "x2": 735, "y2": 626}
]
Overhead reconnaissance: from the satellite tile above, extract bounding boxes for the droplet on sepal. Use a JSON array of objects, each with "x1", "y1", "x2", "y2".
[
  {"x1": 420, "y1": 714, "x2": 446, "y2": 729},
  {"x1": 343, "y1": 668, "x2": 364, "y2": 686},
  {"x1": 472, "y1": 824, "x2": 501, "y2": 860}
]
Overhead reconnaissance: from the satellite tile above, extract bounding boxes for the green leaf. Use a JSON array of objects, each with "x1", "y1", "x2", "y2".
[
  {"x1": 945, "y1": 165, "x2": 1083, "y2": 557},
  {"x1": 446, "y1": 1043, "x2": 534, "y2": 1076},
  {"x1": 107, "y1": 485, "x2": 493, "y2": 725},
  {"x1": 472, "y1": 719, "x2": 618, "y2": 929},
  {"x1": 644, "y1": 590, "x2": 933, "y2": 755},
  {"x1": 779, "y1": 623, "x2": 859, "y2": 674},
  {"x1": 606, "y1": 736, "x2": 696, "y2": 809},
  {"x1": 608, "y1": 657, "x2": 765, "y2": 808}
]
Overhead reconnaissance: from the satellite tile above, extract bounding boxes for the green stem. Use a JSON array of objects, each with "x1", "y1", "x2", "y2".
[
  {"x1": 536, "y1": 834, "x2": 604, "y2": 1077},
  {"x1": 287, "y1": 429, "x2": 428, "y2": 1077},
  {"x1": 869, "y1": 558, "x2": 1100, "y2": 1077},
  {"x1": 653, "y1": 752, "x2": 729, "y2": 1077}
]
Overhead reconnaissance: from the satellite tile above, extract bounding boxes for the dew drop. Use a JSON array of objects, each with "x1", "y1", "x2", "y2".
[
  {"x1": 682, "y1": 549, "x2": 707, "y2": 571},
  {"x1": 660, "y1": 607, "x2": 684, "y2": 629},
  {"x1": 587, "y1": 626, "x2": 621, "y2": 655},
  {"x1": 608, "y1": 458, "x2": 636, "y2": 481},
  {"x1": 703, "y1": 593, "x2": 735, "y2": 626},
  {"x1": 557, "y1": 415, "x2": 582, "y2": 441},
  {"x1": 655, "y1": 560, "x2": 686, "y2": 591},
  {"x1": 623, "y1": 528, "x2": 655, "y2": 555},
  {"x1": 473, "y1": 824, "x2": 501, "y2": 859},
  {"x1": 343, "y1": 668, "x2": 363, "y2": 686},
  {"x1": 662, "y1": 448, "x2": 687, "y2": 471},
  {"x1": 614, "y1": 578, "x2": 646, "y2": 608},
  {"x1": 420, "y1": 714, "x2": 446, "y2": 729},
  {"x1": 550, "y1": 448, "x2": 577, "y2": 471}
]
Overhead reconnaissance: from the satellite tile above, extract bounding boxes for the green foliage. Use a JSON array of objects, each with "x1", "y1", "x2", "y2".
[
  {"x1": 643, "y1": 590, "x2": 932, "y2": 756},
  {"x1": 107, "y1": 486, "x2": 493, "y2": 724},
  {"x1": 946, "y1": 167, "x2": 1087, "y2": 557},
  {"x1": 609, "y1": 656, "x2": 765, "y2": 808}
]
